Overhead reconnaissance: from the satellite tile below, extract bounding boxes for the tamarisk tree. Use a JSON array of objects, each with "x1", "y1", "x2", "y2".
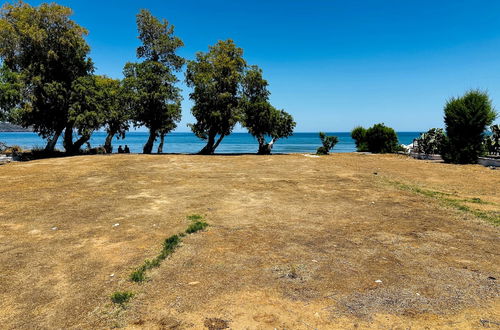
[
  {"x1": 240, "y1": 65, "x2": 295, "y2": 154},
  {"x1": 186, "y1": 40, "x2": 246, "y2": 154},
  {"x1": 97, "y1": 76, "x2": 128, "y2": 153},
  {"x1": 0, "y1": 1, "x2": 94, "y2": 152},
  {"x1": 124, "y1": 9, "x2": 184, "y2": 154}
]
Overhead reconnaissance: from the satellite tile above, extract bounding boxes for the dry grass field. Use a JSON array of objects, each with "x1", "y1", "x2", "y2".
[{"x1": 0, "y1": 153, "x2": 499, "y2": 329}]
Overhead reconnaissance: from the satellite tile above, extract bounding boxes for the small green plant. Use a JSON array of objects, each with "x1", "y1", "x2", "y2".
[
  {"x1": 187, "y1": 214, "x2": 203, "y2": 221},
  {"x1": 316, "y1": 132, "x2": 338, "y2": 155},
  {"x1": 130, "y1": 269, "x2": 147, "y2": 282},
  {"x1": 130, "y1": 235, "x2": 181, "y2": 282},
  {"x1": 129, "y1": 217, "x2": 208, "y2": 284},
  {"x1": 186, "y1": 220, "x2": 208, "y2": 234},
  {"x1": 111, "y1": 291, "x2": 134, "y2": 305}
]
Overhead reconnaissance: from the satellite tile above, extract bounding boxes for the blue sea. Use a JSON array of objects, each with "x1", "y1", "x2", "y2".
[{"x1": 0, "y1": 131, "x2": 421, "y2": 154}]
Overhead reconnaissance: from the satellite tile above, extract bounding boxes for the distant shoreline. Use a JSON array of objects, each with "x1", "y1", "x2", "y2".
[{"x1": 0, "y1": 122, "x2": 31, "y2": 132}]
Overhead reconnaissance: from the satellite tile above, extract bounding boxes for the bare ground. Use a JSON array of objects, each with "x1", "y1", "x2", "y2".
[{"x1": 0, "y1": 153, "x2": 498, "y2": 329}]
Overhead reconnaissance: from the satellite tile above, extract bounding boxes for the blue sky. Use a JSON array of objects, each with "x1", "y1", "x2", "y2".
[{"x1": 27, "y1": 0, "x2": 500, "y2": 131}]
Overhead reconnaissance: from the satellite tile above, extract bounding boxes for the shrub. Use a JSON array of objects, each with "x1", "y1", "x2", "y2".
[
  {"x1": 316, "y1": 132, "x2": 338, "y2": 155},
  {"x1": 442, "y1": 90, "x2": 497, "y2": 164},
  {"x1": 110, "y1": 291, "x2": 134, "y2": 305},
  {"x1": 0, "y1": 142, "x2": 6, "y2": 153},
  {"x1": 414, "y1": 128, "x2": 446, "y2": 155},
  {"x1": 352, "y1": 124, "x2": 399, "y2": 153},
  {"x1": 364, "y1": 124, "x2": 399, "y2": 153},
  {"x1": 351, "y1": 126, "x2": 368, "y2": 151},
  {"x1": 186, "y1": 220, "x2": 208, "y2": 234}
]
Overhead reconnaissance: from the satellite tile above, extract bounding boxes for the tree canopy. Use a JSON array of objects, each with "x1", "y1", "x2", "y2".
[
  {"x1": 124, "y1": 9, "x2": 184, "y2": 154},
  {"x1": 186, "y1": 39, "x2": 246, "y2": 154},
  {"x1": 240, "y1": 65, "x2": 295, "y2": 154},
  {"x1": 0, "y1": 1, "x2": 94, "y2": 152},
  {"x1": 442, "y1": 90, "x2": 497, "y2": 164}
]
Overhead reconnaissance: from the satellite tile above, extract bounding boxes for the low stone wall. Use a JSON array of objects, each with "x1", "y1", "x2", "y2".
[
  {"x1": 409, "y1": 153, "x2": 443, "y2": 161},
  {"x1": 478, "y1": 157, "x2": 500, "y2": 167},
  {"x1": 409, "y1": 152, "x2": 499, "y2": 167}
]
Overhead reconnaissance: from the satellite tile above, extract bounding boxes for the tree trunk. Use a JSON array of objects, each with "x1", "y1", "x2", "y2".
[
  {"x1": 63, "y1": 125, "x2": 90, "y2": 154},
  {"x1": 198, "y1": 133, "x2": 225, "y2": 155},
  {"x1": 157, "y1": 132, "x2": 165, "y2": 154},
  {"x1": 143, "y1": 128, "x2": 157, "y2": 154},
  {"x1": 72, "y1": 135, "x2": 90, "y2": 152},
  {"x1": 257, "y1": 136, "x2": 276, "y2": 155},
  {"x1": 104, "y1": 131, "x2": 115, "y2": 154},
  {"x1": 44, "y1": 130, "x2": 62, "y2": 153},
  {"x1": 63, "y1": 126, "x2": 74, "y2": 154}
]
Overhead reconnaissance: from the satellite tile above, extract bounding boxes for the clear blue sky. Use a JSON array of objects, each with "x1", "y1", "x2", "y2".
[{"x1": 27, "y1": 0, "x2": 500, "y2": 132}]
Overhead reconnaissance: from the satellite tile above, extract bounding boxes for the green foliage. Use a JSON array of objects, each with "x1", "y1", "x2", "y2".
[
  {"x1": 484, "y1": 124, "x2": 500, "y2": 155},
  {"x1": 96, "y1": 76, "x2": 128, "y2": 153},
  {"x1": 124, "y1": 10, "x2": 184, "y2": 154},
  {"x1": 187, "y1": 214, "x2": 203, "y2": 221},
  {"x1": 351, "y1": 124, "x2": 399, "y2": 153},
  {"x1": 0, "y1": 1, "x2": 93, "y2": 151},
  {"x1": 110, "y1": 291, "x2": 134, "y2": 305},
  {"x1": 442, "y1": 90, "x2": 497, "y2": 164},
  {"x1": 130, "y1": 234, "x2": 181, "y2": 282},
  {"x1": 414, "y1": 128, "x2": 446, "y2": 155},
  {"x1": 63, "y1": 75, "x2": 107, "y2": 153},
  {"x1": 186, "y1": 40, "x2": 246, "y2": 154},
  {"x1": 186, "y1": 220, "x2": 208, "y2": 234},
  {"x1": 389, "y1": 180, "x2": 500, "y2": 226},
  {"x1": 0, "y1": 64, "x2": 21, "y2": 121},
  {"x1": 240, "y1": 66, "x2": 295, "y2": 154},
  {"x1": 351, "y1": 126, "x2": 368, "y2": 151},
  {"x1": 316, "y1": 132, "x2": 338, "y2": 155}
]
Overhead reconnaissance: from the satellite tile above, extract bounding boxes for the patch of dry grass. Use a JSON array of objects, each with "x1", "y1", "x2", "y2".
[{"x1": 0, "y1": 154, "x2": 498, "y2": 328}]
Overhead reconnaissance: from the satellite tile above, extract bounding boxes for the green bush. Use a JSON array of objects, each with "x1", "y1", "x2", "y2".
[
  {"x1": 442, "y1": 90, "x2": 497, "y2": 164},
  {"x1": 351, "y1": 124, "x2": 399, "y2": 153},
  {"x1": 186, "y1": 220, "x2": 208, "y2": 234},
  {"x1": 110, "y1": 291, "x2": 134, "y2": 305},
  {"x1": 351, "y1": 126, "x2": 368, "y2": 151},
  {"x1": 316, "y1": 132, "x2": 338, "y2": 155},
  {"x1": 414, "y1": 128, "x2": 446, "y2": 155}
]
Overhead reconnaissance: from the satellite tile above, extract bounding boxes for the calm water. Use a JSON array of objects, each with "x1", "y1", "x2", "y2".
[{"x1": 0, "y1": 131, "x2": 421, "y2": 154}]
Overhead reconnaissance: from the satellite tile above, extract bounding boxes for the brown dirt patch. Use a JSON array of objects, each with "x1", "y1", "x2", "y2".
[{"x1": 0, "y1": 153, "x2": 498, "y2": 328}]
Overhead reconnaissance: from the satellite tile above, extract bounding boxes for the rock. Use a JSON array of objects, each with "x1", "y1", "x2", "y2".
[
  {"x1": 112, "y1": 223, "x2": 120, "y2": 227},
  {"x1": 51, "y1": 227, "x2": 58, "y2": 231},
  {"x1": 375, "y1": 279, "x2": 382, "y2": 283},
  {"x1": 188, "y1": 281, "x2": 200, "y2": 285}
]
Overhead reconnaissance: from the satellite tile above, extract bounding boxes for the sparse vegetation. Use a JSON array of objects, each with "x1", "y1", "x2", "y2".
[
  {"x1": 130, "y1": 216, "x2": 208, "y2": 282},
  {"x1": 387, "y1": 180, "x2": 499, "y2": 225},
  {"x1": 110, "y1": 291, "x2": 134, "y2": 305},
  {"x1": 186, "y1": 220, "x2": 208, "y2": 234},
  {"x1": 187, "y1": 214, "x2": 203, "y2": 221},
  {"x1": 316, "y1": 132, "x2": 338, "y2": 155}
]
